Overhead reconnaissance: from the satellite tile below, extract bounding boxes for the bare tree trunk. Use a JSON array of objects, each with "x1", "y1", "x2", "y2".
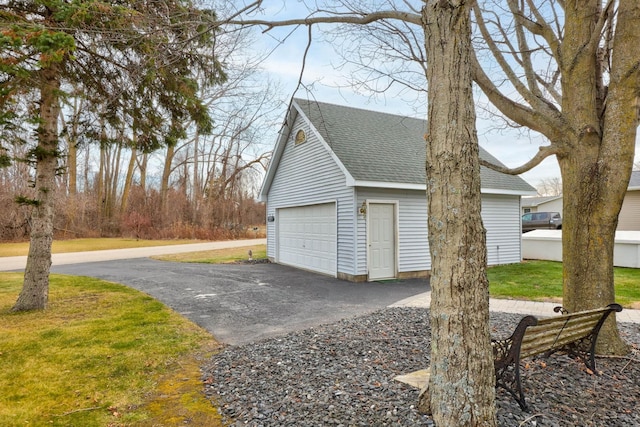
[
  {"x1": 138, "y1": 152, "x2": 148, "y2": 191},
  {"x1": 420, "y1": 0, "x2": 497, "y2": 424},
  {"x1": 96, "y1": 124, "x2": 106, "y2": 220},
  {"x1": 192, "y1": 131, "x2": 201, "y2": 223},
  {"x1": 160, "y1": 143, "x2": 175, "y2": 216},
  {"x1": 99, "y1": 144, "x2": 111, "y2": 218},
  {"x1": 558, "y1": 0, "x2": 639, "y2": 355},
  {"x1": 13, "y1": 65, "x2": 61, "y2": 311},
  {"x1": 109, "y1": 140, "x2": 123, "y2": 216},
  {"x1": 65, "y1": 95, "x2": 82, "y2": 196},
  {"x1": 121, "y1": 144, "x2": 137, "y2": 214},
  {"x1": 473, "y1": 0, "x2": 637, "y2": 357},
  {"x1": 560, "y1": 152, "x2": 629, "y2": 354},
  {"x1": 97, "y1": 140, "x2": 121, "y2": 222},
  {"x1": 83, "y1": 143, "x2": 90, "y2": 196},
  {"x1": 181, "y1": 146, "x2": 191, "y2": 199},
  {"x1": 67, "y1": 139, "x2": 77, "y2": 195}
]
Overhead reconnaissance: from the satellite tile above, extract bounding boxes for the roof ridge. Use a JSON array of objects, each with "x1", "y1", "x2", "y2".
[
  {"x1": 293, "y1": 97, "x2": 425, "y2": 123},
  {"x1": 291, "y1": 97, "x2": 536, "y2": 194},
  {"x1": 294, "y1": 97, "x2": 508, "y2": 167}
]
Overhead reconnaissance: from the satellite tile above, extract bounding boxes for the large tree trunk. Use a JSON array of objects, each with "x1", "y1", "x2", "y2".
[
  {"x1": 558, "y1": 0, "x2": 639, "y2": 355},
  {"x1": 420, "y1": 0, "x2": 497, "y2": 425},
  {"x1": 13, "y1": 66, "x2": 61, "y2": 311},
  {"x1": 560, "y1": 152, "x2": 629, "y2": 354}
]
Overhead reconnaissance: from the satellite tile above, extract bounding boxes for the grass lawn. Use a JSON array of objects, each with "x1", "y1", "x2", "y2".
[
  {"x1": 0, "y1": 238, "x2": 201, "y2": 257},
  {"x1": 152, "y1": 245, "x2": 267, "y2": 263},
  {"x1": 0, "y1": 242, "x2": 637, "y2": 425},
  {"x1": 0, "y1": 273, "x2": 223, "y2": 427},
  {"x1": 488, "y1": 260, "x2": 640, "y2": 309}
]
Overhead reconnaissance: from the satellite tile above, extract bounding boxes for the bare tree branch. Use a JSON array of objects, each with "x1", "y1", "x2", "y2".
[
  {"x1": 535, "y1": 70, "x2": 562, "y2": 104},
  {"x1": 292, "y1": 25, "x2": 314, "y2": 99},
  {"x1": 522, "y1": 0, "x2": 562, "y2": 63},
  {"x1": 586, "y1": 0, "x2": 616, "y2": 59},
  {"x1": 506, "y1": 0, "x2": 544, "y2": 100},
  {"x1": 536, "y1": 176, "x2": 563, "y2": 196},
  {"x1": 328, "y1": 17, "x2": 426, "y2": 101},
  {"x1": 223, "y1": 9, "x2": 422, "y2": 30},
  {"x1": 473, "y1": 4, "x2": 551, "y2": 116},
  {"x1": 471, "y1": 49, "x2": 567, "y2": 142},
  {"x1": 480, "y1": 144, "x2": 559, "y2": 175},
  {"x1": 223, "y1": 1, "x2": 263, "y2": 22}
]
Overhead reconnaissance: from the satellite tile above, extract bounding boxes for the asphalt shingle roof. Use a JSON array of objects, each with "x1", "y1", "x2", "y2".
[{"x1": 294, "y1": 98, "x2": 535, "y2": 193}]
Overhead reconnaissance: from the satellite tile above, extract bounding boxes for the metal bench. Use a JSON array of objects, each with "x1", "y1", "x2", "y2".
[{"x1": 492, "y1": 303, "x2": 623, "y2": 411}]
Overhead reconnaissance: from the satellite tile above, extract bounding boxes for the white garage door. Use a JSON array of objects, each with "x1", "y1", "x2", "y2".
[{"x1": 277, "y1": 203, "x2": 337, "y2": 276}]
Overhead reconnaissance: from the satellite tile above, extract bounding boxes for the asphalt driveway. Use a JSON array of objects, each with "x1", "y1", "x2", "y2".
[{"x1": 51, "y1": 260, "x2": 429, "y2": 345}]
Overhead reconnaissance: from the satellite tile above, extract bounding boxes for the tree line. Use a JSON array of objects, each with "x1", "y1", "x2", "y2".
[
  {"x1": 0, "y1": 1, "x2": 274, "y2": 245},
  {"x1": 0, "y1": 86, "x2": 272, "y2": 242},
  {"x1": 1, "y1": 0, "x2": 279, "y2": 311}
]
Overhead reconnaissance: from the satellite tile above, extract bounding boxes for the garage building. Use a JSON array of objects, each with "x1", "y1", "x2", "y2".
[{"x1": 259, "y1": 99, "x2": 536, "y2": 281}]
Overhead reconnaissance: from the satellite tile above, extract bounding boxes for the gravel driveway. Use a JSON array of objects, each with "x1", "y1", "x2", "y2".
[{"x1": 51, "y1": 259, "x2": 428, "y2": 345}]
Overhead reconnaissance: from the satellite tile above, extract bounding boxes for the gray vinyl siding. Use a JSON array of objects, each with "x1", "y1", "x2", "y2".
[
  {"x1": 354, "y1": 189, "x2": 522, "y2": 275},
  {"x1": 265, "y1": 116, "x2": 356, "y2": 275},
  {"x1": 482, "y1": 194, "x2": 523, "y2": 265},
  {"x1": 354, "y1": 192, "x2": 367, "y2": 274},
  {"x1": 618, "y1": 190, "x2": 640, "y2": 231},
  {"x1": 355, "y1": 188, "x2": 431, "y2": 275}
]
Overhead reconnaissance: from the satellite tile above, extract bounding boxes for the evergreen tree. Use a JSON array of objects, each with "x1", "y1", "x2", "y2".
[{"x1": 0, "y1": 0, "x2": 225, "y2": 310}]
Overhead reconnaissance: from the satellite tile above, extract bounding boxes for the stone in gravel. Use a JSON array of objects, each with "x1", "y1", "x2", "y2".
[{"x1": 202, "y1": 307, "x2": 640, "y2": 426}]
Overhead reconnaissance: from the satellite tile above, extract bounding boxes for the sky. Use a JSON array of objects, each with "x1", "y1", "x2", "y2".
[{"x1": 236, "y1": 0, "x2": 637, "y2": 191}]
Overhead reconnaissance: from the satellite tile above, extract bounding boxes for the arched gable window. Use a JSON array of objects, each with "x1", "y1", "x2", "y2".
[{"x1": 294, "y1": 129, "x2": 306, "y2": 145}]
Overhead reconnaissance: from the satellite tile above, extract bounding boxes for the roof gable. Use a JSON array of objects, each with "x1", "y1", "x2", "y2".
[
  {"x1": 295, "y1": 98, "x2": 425, "y2": 185},
  {"x1": 261, "y1": 98, "x2": 537, "y2": 199},
  {"x1": 294, "y1": 98, "x2": 535, "y2": 194}
]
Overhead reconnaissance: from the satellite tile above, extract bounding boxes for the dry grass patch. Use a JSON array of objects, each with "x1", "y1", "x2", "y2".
[
  {"x1": 139, "y1": 346, "x2": 223, "y2": 426},
  {"x1": 0, "y1": 273, "x2": 222, "y2": 426},
  {"x1": 153, "y1": 244, "x2": 267, "y2": 264},
  {"x1": 0, "y1": 238, "x2": 201, "y2": 257}
]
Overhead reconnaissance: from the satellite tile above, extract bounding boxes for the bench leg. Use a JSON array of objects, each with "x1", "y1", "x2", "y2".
[
  {"x1": 495, "y1": 361, "x2": 529, "y2": 411},
  {"x1": 544, "y1": 335, "x2": 597, "y2": 373}
]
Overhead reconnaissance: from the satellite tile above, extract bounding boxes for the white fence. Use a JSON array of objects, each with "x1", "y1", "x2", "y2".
[{"x1": 522, "y1": 230, "x2": 640, "y2": 268}]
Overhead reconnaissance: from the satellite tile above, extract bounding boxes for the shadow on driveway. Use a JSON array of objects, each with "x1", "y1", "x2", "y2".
[{"x1": 52, "y1": 260, "x2": 429, "y2": 345}]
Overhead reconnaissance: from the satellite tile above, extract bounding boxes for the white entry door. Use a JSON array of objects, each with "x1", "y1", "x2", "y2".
[{"x1": 368, "y1": 203, "x2": 396, "y2": 280}]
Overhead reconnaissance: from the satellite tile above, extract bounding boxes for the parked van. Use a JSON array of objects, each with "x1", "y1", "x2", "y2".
[{"x1": 522, "y1": 212, "x2": 562, "y2": 232}]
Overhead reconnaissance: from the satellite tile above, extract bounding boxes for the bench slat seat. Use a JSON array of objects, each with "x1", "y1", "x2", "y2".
[
  {"x1": 520, "y1": 315, "x2": 604, "y2": 358},
  {"x1": 492, "y1": 303, "x2": 622, "y2": 411}
]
